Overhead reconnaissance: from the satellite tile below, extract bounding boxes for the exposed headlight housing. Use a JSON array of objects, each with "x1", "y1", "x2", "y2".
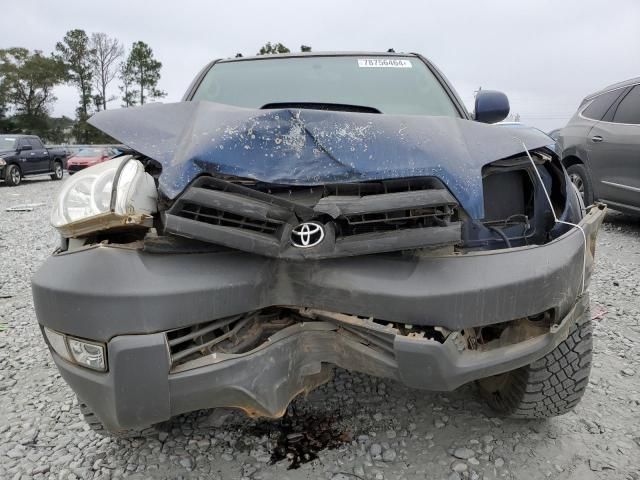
[
  {"x1": 44, "y1": 327, "x2": 107, "y2": 372},
  {"x1": 51, "y1": 156, "x2": 157, "y2": 237}
]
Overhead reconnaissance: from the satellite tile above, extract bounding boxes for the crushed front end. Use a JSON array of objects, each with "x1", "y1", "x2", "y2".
[{"x1": 32, "y1": 102, "x2": 606, "y2": 432}]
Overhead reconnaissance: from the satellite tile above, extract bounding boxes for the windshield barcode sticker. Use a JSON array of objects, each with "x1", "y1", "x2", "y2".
[{"x1": 357, "y1": 58, "x2": 412, "y2": 68}]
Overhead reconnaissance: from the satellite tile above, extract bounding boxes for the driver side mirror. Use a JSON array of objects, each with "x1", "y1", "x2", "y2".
[
  {"x1": 19, "y1": 144, "x2": 33, "y2": 152},
  {"x1": 474, "y1": 90, "x2": 510, "y2": 124}
]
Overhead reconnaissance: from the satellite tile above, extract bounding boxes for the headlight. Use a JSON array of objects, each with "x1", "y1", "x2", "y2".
[
  {"x1": 0, "y1": 158, "x2": 6, "y2": 166},
  {"x1": 68, "y1": 338, "x2": 107, "y2": 371},
  {"x1": 51, "y1": 156, "x2": 157, "y2": 237},
  {"x1": 43, "y1": 327, "x2": 107, "y2": 372}
]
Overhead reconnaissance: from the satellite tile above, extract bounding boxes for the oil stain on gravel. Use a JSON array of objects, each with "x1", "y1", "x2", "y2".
[{"x1": 249, "y1": 410, "x2": 351, "y2": 469}]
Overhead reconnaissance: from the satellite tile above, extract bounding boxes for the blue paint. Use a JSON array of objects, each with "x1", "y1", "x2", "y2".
[{"x1": 90, "y1": 101, "x2": 551, "y2": 219}]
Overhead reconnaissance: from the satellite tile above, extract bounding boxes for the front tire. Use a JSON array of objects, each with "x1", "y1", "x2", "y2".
[
  {"x1": 4, "y1": 164, "x2": 22, "y2": 186},
  {"x1": 478, "y1": 302, "x2": 592, "y2": 418},
  {"x1": 50, "y1": 161, "x2": 64, "y2": 180},
  {"x1": 566, "y1": 164, "x2": 594, "y2": 205}
]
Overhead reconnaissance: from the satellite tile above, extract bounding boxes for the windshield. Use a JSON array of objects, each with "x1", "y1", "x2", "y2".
[
  {"x1": 192, "y1": 56, "x2": 460, "y2": 117},
  {"x1": 0, "y1": 136, "x2": 17, "y2": 151}
]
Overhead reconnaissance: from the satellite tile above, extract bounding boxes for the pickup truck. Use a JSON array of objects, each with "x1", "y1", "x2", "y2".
[
  {"x1": 0, "y1": 134, "x2": 66, "y2": 186},
  {"x1": 33, "y1": 52, "x2": 605, "y2": 436}
]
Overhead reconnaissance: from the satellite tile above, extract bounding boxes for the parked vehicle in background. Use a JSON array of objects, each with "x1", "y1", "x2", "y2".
[
  {"x1": 548, "y1": 128, "x2": 562, "y2": 141},
  {"x1": 558, "y1": 77, "x2": 640, "y2": 214},
  {"x1": 0, "y1": 134, "x2": 66, "y2": 186},
  {"x1": 497, "y1": 122, "x2": 557, "y2": 152},
  {"x1": 47, "y1": 145, "x2": 77, "y2": 160},
  {"x1": 67, "y1": 147, "x2": 120, "y2": 174}
]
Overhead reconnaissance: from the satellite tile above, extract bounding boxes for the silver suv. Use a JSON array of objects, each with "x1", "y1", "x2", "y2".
[{"x1": 559, "y1": 77, "x2": 640, "y2": 214}]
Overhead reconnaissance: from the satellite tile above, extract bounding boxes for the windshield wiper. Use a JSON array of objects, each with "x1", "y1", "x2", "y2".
[{"x1": 261, "y1": 102, "x2": 381, "y2": 114}]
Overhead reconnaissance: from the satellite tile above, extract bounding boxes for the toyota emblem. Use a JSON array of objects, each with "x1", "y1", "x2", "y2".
[{"x1": 291, "y1": 222, "x2": 325, "y2": 248}]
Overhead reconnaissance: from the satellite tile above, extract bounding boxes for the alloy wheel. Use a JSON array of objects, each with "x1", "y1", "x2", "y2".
[
  {"x1": 569, "y1": 173, "x2": 584, "y2": 197},
  {"x1": 11, "y1": 168, "x2": 20, "y2": 185}
]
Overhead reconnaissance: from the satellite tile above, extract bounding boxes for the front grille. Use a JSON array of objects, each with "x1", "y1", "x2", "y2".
[
  {"x1": 340, "y1": 204, "x2": 456, "y2": 236},
  {"x1": 179, "y1": 202, "x2": 282, "y2": 234},
  {"x1": 165, "y1": 175, "x2": 462, "y2": 259},
  {"x1": 167, "y1": 310, "x2": 295, "y2": 372},
  {"x1": 167, "y1": 313, "x2": 253, "y2": 368}
]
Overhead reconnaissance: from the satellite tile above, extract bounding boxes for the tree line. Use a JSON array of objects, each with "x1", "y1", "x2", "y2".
[
  {"x1": 0, "y1": 39, "x2": 310, "y2": 144},
  {"x1": 0, "y1": 30, "x2": 165, "y2": 143}
]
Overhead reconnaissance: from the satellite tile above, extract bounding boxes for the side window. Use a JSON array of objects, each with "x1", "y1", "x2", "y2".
[
  {"x1": 29, "y1": 138, "x2": 44, "y2": 149},
  {"x1": 582, "y1": 89, "x2": 623, "y2": 120},
  {"x1": 612, "y1": 85, "x2": 640, "y2": 124}
]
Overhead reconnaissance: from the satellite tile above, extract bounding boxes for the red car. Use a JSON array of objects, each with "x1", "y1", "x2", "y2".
[{"x1": 67, "y1": 147, "x2": 119, "y2": 174}]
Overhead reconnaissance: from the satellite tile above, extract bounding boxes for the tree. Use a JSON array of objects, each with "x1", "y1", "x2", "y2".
[
  {"x1": 89, "y1": 33, "x2": 124, "y2": 111},
  {"x1": 121, "y1": 41, "x2": 166, "y2": 106},
  {"x1": 257, "y1": 42, "x2": 291, "y2": 55},
  {"x1": 55, "y1": 29, "x2": 95, "y2": 142},
  {"x1": 300, "y1": 45, "x2": 312, "y2": 52},
  {"x1": 118, "y1": 61, "x2": 136, "y2": 107},
  {"x1": 0, "y1": 62, "x2": 8, "y2": 119},
  {"x1": 0, "y1": 48, "x2": 66, "y2": 136},
  {"x1": 45, "y1": 116, "x2": 75, "y2": 143},
  {"x1": 0, "y1": 84, "x2": 8, "y2": 126}
]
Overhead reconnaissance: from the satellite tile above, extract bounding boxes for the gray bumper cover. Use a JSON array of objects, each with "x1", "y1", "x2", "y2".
[
  {"x1": 34, "y1": 207, "x2": 605, "y2": 431},
  {"x1": 51, "y1": 295, "x2": 589, "y2": 431},
  {"x1": 33, "y1": 207, "x2": 604, "y2": 341}
]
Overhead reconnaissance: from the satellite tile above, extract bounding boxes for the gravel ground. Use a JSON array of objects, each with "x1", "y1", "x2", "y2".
[{"x1": 0, "y1": 177, "x2": 639, "y2": 480}]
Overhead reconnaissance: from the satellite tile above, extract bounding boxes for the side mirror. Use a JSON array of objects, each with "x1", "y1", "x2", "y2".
[
  {"x1": 474, "y1": 90, "x2": 510, "y2": 124},
  {"x1": 19, "y1": 144, "x2": 33, "y2": 152}
]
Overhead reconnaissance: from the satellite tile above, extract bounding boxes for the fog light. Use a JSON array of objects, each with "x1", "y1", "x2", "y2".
[
  {"x1": 44, "y1": 327, "x2": 72, "y2": 362},
  {"x1": 68, "y1": 337, "x2": 107, "y2": 372}
]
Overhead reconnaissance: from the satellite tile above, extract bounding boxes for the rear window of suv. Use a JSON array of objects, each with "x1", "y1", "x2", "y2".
[
  {"x1": 192, "y1": 56, "x2": 460, "y2": 117},
  {"x1": 612, "y1": 85, "x2": 640, "y2": 124},
  {"x1": 582, "y1": 89, "x2": 624, "y2": 120}
]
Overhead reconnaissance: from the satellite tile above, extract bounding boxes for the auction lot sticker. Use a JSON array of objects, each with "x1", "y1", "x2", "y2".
[{"x1": 358, "y1": 58, "x2": 412, "y2": 68}]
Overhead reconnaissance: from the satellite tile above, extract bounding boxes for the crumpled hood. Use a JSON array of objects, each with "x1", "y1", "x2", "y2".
[{"x1": 89, "y1": 101, "x2": 550, "y2": 218}]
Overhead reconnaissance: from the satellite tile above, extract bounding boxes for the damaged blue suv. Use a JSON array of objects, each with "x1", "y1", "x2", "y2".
[{"x1": 32, "y1": 52, "x2": 605, "y2": 436}]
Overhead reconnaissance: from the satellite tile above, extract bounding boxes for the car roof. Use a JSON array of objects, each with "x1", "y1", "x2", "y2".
[
  {"x1": 0, "y1": 134, "x2": 37, "y2": 138},
  {"x1": 218, "y1": 51, "x2": 418, "y2": 63},
  {"x1": 584, "y1": 76, "x2": 640, "y2": 101}
]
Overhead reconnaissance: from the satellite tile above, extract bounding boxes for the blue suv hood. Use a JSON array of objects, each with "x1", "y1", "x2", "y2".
[{"x1": 89, "y1": 101, "x2": 550, "y2": 219}]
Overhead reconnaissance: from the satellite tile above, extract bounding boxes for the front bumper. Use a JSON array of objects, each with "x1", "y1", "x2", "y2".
[
  {"x1": 33, "y1": 205, "x2": 605, "y2": 430},
  {"x1": 49, "y1": 295, "x2": 589, "y2": 431}
]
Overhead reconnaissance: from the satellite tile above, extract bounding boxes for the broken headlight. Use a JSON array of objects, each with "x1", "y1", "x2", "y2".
[{"x1": 51, "y1": 156, "x2": 157, "y2": 237}]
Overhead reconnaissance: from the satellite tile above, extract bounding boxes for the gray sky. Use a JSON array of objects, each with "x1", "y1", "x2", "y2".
[{"x1": 3, "y1": 0, "x2": 640, "y2": 131}]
